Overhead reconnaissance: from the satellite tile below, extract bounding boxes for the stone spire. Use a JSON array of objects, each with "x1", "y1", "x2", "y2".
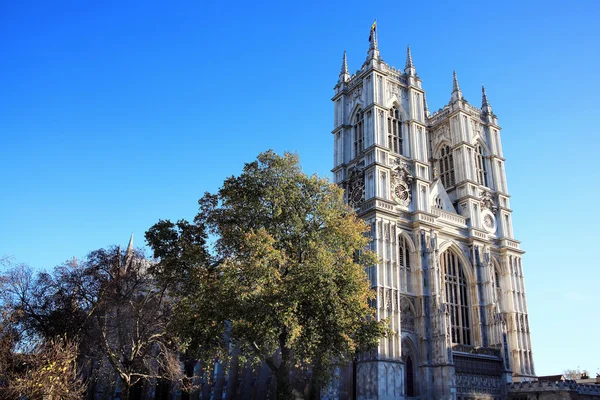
[
  {"x1": 339, "y1": 50, "x2": 350, "y2": 82},
  {"x1": 367, "y1": 20, "x2": 380, "y2": 61},
  {"x1": 404, "y1": 45, "x2": 416, "y2": 76},
  {"x1": 125, "y1": 233, "x2": 134, "y2": 259},
  {"x1": 481, "y1": 85, "x2": 492, "y2": 114},
  {"x1": 124, "y1": 233, "x2": 135, "y2": 272},
  {"x1": 453, "y1": 70, "x2": 460, "y2": 92},
  {"x1": 125, "y1": 233, "x2": 133, "y2": 266},
  {"x1": 451, "y1": 70, "x2": 463, "y2": 102},
  {"x1": 368, "y1": 20, "x2": 378, "y2": 50},
  {"x1": 423, "y1": 92, "x2": 430, "y2": 117}
]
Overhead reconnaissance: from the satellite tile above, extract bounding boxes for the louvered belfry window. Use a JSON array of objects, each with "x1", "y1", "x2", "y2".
[
  {"x1": 387, "y1": 107, "x2": 402, "y2": 155},
  {"x1": 439, "y1": 145, "x2": 455, "y2": 188}
]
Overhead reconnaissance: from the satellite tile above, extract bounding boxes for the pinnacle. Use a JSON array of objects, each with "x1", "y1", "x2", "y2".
[
  {"x1": 405, "y1": 46, "x2": 414, "y2": 69},
  {"x1": 482, "y1": 85, "x2": 489, "y2": 106},
  {"x1": 340, "y1": 50, "x2": 349, "y2": 76},
  {"x1": 453, "y1": 70, "x2": 461, "y2": 93}
]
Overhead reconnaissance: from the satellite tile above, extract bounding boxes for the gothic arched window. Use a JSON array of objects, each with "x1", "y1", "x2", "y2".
[
  {"x1": 441, "y1": 249, "x2": 471, "y2": 345},
  {"x1": 387, "y1": 107, "x2": 402, "y2": 155},
  {"x1": 439, "y1": 145, "x2": 456, "y2": 188},
  {"x1": 475, "y1": 144, "x2": 488, "y2": 186},
  {"x1": 353, "y1": 110, "x2": 364, "y2": 158},
  {"x1": 398, "y1": 235, "x2": 411, "y2": 293}
]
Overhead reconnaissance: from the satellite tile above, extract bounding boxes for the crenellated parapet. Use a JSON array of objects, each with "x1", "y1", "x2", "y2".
[{"x1": 508, "y1": 380, "x2": 600, "y2": 398}]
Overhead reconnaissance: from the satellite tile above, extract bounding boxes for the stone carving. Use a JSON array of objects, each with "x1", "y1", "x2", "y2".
[
  {"x1": 347, "y1": 167, "x2": 364, "y2": 208},
  {"x1": 452, "y1": 344, "x2": 501, "y2": 357},
  {"x1": 386, "y1": 289, "x2": 392, "y2": 311},
  {"x1": 390, "y1": 158, "x2": 413, "y2": 206},
  {"x1": 479, "y1": 190, "x2": 498, "y2": 213},
  {"x1": 388, "y1": 83, "x2": 400, "y2": 99},
  {"x1": 400, "y1": 296, "x2": 415, "y2": 332}
]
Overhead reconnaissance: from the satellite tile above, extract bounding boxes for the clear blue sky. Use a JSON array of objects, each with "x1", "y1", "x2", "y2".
[{"x1": 1, "y1": 0, "x2": 599, "y2": 377}]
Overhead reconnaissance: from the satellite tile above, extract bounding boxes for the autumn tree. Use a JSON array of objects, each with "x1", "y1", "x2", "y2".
[
  {"x1": 0, "y1": 257, "x2": 85, "y2": 400},
  {"x1": 0, "y1": 248, "x2": 191, "y2": 400},
  {"x1": 146, "y1": 150, "x2": 386, "y2": 399}
]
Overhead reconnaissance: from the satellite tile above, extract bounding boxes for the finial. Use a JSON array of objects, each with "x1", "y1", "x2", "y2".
[
  {"x1": 405, "y1": 46, "x2": 414, "y2": 69},
  {"x1": 423, "y1": 92, "x2": 430, "y2": 116},
  {"x1": 482, "y1": 85, "x2": 489, "y2": 106},
  {"x1": 453, "y1": 70, "x2": 461, "y2": 92},
  {"x1": 368, "y1": 20, "x2": 378, "y2": 51}
]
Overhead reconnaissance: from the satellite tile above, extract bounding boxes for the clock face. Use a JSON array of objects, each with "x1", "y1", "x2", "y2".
[
  {"x1": 351, "y1": 186, "x2": 363, "y2": 205},
  {"x1": 483, "y1": 214, "x2": 494, "y2": 230},
  {"x1": 394, "y1": 184, "x2": 409, "y2": 201},
  {"x1": 481, "y1": 210, "x2": 497, "y2": 233}
]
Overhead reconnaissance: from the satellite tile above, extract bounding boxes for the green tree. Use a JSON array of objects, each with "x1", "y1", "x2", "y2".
[{"x1": 146, "y1": 150, "x2": 386, "y2": 399}]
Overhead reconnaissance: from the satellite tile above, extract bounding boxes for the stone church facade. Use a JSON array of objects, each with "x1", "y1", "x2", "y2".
[{"x1": 328, "y1": 27, "x2": 535, "y2": 400}]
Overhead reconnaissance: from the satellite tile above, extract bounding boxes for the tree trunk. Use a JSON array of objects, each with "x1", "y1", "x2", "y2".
[
  {"x1": 275, "y1": 330, "x2": 293, "y2": 399},
  {"x1": 121, "y1": 381, "x2": 130, "y2": 400},
  {"x1": 308, "y1": 357, "x2": 323, "y2": 400}
]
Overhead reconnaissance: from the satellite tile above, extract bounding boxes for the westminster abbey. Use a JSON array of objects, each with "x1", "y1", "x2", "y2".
[{"x1": 329, "y1": 25, "x2": 534, "y2": 400}]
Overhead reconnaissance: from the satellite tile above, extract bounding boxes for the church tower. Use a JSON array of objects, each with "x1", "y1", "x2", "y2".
[{"x1": 331, "y1": 24, "x2": 535, "y2": 400}]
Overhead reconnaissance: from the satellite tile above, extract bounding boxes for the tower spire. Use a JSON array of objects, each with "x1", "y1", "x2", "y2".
[
  {"x1": 405, "y1": 46, "x2": 414, "y2": 69},
  {"x1": 404, "y1": 45, "x2": 416, "y2": 76},
  {"x1": 482, "y1": 85, "x2": 492, "y2": 114},
  {"x1": 453, "y1": 70, "x2": 461, "y2": 92},
  {"x1": 367, "y1": 20, "x2": 380, "y2": 62},
  {"x1": 126, "y1": 233, "x2": 134, "y2": 258},
  {"x1": 368, "y1": 20, "x2": 378, "y2": 50},
  {"x1": 339, "y1": 50, "x2": 350, "y2": 82},
  {"x1": 451, "y1": 70, "x2": 463, "y2": 102}
]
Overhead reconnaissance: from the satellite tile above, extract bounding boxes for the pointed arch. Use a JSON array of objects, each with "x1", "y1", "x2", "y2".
[
  {"x1": 387, "y1": 102, "x2": 404, "y2": 155},
  {"x1": 438, "y1": 244, "x2": 474, "y2": 345},
  {"x1": 397, "y1": 229, "x2": 416, "y2": 253},
  {"x1": 474, "y1": 140, "x2": 489, "y2": 187},
  {"x1": 433, "y1": 140, "x2": 452, "y2": 159},
  {"x1": 474, "y1": 138, "x2": 491, "y2": 155},
  {"x1": 433, "y1": 142, "x2": 456, "y2": 188},
  {"x1": 397, "y1": 231, "x2": 415, "y2": 293},
  {"x1": 385, "y1": 96, "x2": 409, "y2": 120},
  {"x1": 350, "y1": 106, "x2": 365, "y2": 159},
  {"x1": 437, "y1": 241, "x2": 474, "y2": 283},
  {"x1": 348, "y1": 102, "x2": 363, "y2": 123}
]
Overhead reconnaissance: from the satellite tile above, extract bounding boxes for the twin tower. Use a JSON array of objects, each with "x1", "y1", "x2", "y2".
[{"x1": 330, "y1": 26, "x2": 534, "y2": 399}]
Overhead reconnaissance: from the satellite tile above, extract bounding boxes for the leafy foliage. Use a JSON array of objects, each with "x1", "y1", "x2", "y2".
[
  {"x1": 147, "y1": 150, "x2": 386, "y2": 398},
  {"x1": 0, "y1": 248, "x2": 192, "y2": 400}
]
